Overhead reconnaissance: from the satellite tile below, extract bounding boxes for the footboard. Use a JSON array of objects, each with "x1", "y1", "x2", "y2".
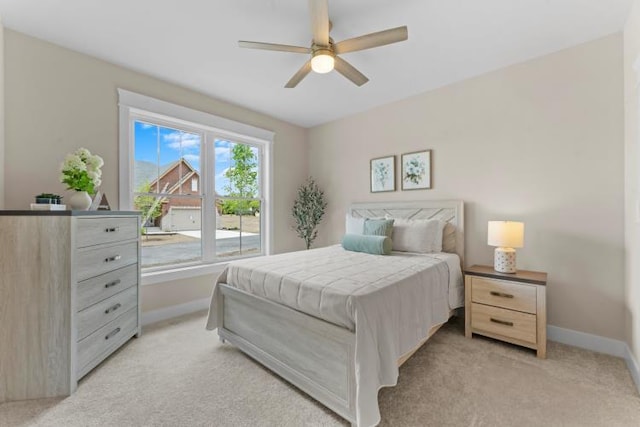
[{"x1": 217, "y1": 284, "x2": 357, "y2": 423}]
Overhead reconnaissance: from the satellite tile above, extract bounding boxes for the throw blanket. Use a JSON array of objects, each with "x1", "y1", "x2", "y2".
[{"x1": 206, "y1": 245, "x2": 462, "y2": 426}]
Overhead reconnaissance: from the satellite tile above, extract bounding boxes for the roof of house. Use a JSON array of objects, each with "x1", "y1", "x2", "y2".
[{"x1": 134, "y1": 158, "x2": 199, "y2": 192}]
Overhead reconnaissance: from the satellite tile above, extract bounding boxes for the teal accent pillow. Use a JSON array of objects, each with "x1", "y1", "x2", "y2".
[
  {"x1": 363, "y1": 219, "x2": 394, "y2": 238},
  {"x1": 342, "y1": 234, "x2": 392, "y2": 255}
]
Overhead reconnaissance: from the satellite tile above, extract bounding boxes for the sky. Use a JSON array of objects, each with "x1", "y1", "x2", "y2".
[{"x1": 134, "y1": 121, "x2": 258, "y2": 195}]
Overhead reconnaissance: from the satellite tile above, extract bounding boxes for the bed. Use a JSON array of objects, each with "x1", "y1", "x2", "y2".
[{"x1": 206, "y1": 200, "x2": 464, "y2": 426}]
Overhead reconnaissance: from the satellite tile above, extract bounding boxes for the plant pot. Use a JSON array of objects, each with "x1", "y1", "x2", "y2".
[{"x1": 69, "y1": 191, "x2": 92, "y2": 210}]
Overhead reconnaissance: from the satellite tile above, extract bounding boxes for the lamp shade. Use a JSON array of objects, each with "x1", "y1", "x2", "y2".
[{"x1": 487, "y1": 221, "x2": 524, "y2": 248}]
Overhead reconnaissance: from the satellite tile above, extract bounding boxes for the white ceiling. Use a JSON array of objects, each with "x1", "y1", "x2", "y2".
[{"x1": 0, "y1": 0, "x2": 632, "y2": 128}]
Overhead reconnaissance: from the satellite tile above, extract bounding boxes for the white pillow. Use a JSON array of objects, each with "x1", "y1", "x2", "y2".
[
  {"x1": 345, "y1": 214, "x2": 366, "y2": 235},
  {"x1": 390, "y1": 218, "x2": 446, "y2": 253}
]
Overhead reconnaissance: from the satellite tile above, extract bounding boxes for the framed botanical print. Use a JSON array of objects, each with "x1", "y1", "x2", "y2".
[
  {"x1": 401, "y1": 150, "x2": 431, "y2": 190},
  {"x1": 370, "y1": 155, "x2": 396, "y2": 193}
]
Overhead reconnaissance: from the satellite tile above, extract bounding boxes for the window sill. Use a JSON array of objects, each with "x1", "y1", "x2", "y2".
[{"x1": 141, "y1": 262, "x2": 228, "y2": 286}]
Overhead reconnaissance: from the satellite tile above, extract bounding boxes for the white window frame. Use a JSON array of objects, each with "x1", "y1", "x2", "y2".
[{"x1": 118, "y1": 89, "x2": 274, "y2": 285}]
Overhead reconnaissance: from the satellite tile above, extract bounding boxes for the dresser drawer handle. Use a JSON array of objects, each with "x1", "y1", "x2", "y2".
[
  {"x1": 490, "y1": 291, "x2": 514, "y2": 299},
  {"x1": 105, "y1": 279, "x2": 121, "y2": 289},
  {"x1": 104, "y1": 255, "x2": 122, "y2": 263},
  {"x1": 105, "y1": 327, "x2": 121, "y2": 340},
  {"x1": 490, "y1": 317, "x2": 514, "y2": 327},
  {"x1": 105, "y1": 227, "x2": 119, "y2": 233},
  {"x1": 105, "y1": 303, "x2": 122, "y2": 314}
]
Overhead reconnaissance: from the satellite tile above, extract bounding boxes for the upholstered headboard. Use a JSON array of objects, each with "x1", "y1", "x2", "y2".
[{"x1": 348, "y1": 200, "x2": 465, "y2": 266}]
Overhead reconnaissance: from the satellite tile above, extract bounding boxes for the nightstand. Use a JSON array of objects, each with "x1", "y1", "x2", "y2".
[{"x1": 464, "y1": 265, "x2": 547, "y2": 358}]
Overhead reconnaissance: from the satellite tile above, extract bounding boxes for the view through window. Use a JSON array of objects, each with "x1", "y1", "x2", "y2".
[{"x1": 132, "y1": 120, "x2": 263, "y2": 269}]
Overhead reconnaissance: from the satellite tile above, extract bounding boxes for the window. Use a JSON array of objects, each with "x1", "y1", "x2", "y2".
[{"x1": 119, "y1": 90, "x2": 273, "y2": 277}]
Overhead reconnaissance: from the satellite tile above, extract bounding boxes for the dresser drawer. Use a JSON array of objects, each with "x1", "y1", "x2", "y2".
[
  {"x1": 471, "y1": 277, "x2": 536, "y2": 314},
  {"x1": 77, "y1": 264, "x2": 138, "y2": 311},
  {"x1": 77, "y1": 286, "x2": 138, "y2": 341},
  {"x1": 76, "y1": 217, "x2": 138, "y2": 248},
  {"x1": 76, "y1": 241, "x2": 138, "y2": 281},
  {"x1": 471, "y1": 303, "x2": 537, "y2": 344},
  {"x1": 77, "y1": 307, "x2": 138, "y2": 373}
]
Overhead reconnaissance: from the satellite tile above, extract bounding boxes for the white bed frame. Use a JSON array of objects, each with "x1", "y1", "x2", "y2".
[{"x1": 216, "y1": 200, "x2": 464, "y2": 425}]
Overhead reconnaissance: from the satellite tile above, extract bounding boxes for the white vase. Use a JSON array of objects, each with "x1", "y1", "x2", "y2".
[{"x1": 69, "y1": 191, "x2": 92, "y2": 210}]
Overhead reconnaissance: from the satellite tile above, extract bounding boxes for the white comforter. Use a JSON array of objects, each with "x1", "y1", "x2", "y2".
[{"x1": 206, "y1": 245, "x2": 463, "y2": 426}]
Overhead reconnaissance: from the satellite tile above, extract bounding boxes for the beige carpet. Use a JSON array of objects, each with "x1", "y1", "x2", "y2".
[{"x1": 1, "y1": 312, "x2": 639, "y2": 427}]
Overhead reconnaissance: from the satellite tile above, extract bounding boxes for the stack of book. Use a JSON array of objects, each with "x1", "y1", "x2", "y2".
[{"x1": 30, "y1": 203, "x2": 67, "y2": 211}]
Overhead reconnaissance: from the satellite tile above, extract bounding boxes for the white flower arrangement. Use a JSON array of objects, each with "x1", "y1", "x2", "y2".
[{"x1": 60, "y1": 147, "x2": 104, "y2": 194}]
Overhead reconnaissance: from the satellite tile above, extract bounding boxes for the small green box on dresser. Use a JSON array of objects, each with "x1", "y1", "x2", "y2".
[{"x1": 464, "y1": 265, "x2": 547, "y2": 358}]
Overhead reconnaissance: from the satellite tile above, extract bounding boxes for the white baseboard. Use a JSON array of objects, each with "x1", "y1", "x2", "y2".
[
  {"x1": 548, "y1": 325, "x2": 640, "y2": 393},
  {"x1": 624, "y1": 344, "x2": 640, "y2": 394},
  {"x1": 547, "y1": 325, "x2": 627, "y2": 357},
  {"x1": 141, "y1": 297, "x2": 210, "y2": 326}
]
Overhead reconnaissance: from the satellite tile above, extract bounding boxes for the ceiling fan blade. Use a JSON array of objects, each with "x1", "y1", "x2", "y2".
[
  {"x1": 238, "y1": 41, "x2": 311, "y2": 54},
  {"x1": 309, "y1": 0, "x2": 329, "y2": 46},
  {"x1": 334, "y1": 56, "x2": 369, "y2": 86},
  {"x1": 285, "y1": 61, "x2": 313, "y2": 88},
  {"x1": 334, "y1": 26, "x2": 408, "y2": 54}
]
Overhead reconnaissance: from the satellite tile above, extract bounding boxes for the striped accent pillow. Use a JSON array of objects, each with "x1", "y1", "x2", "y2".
[{"x1": 363, "y1": 219, "x2": 394, "y2": 238}]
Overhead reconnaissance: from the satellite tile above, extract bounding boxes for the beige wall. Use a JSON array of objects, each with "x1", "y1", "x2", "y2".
[
  {"x1": 4, "y1": 30, "x2": 308, "y2": 312},
  {"x1": 309, "y1": 35, "x2": 625, "y2": 340},
  {"x1": 140, "y1": 275, "x2": 213, "y2": 313},
  {"x1": 624, "y1": 0, "x2": 640, "y2": 362}
]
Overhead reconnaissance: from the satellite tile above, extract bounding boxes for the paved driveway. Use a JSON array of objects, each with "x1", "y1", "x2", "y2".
[{"x1": 142, "y1": 233, "x2": 261, "y2": 267}]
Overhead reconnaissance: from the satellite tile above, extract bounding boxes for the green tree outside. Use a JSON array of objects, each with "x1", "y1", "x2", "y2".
[
  {"x1": 221, "y1": 144, "x2": 260, "y2": 215},
  {"x1": 134, "y1": 182, "x2": 163, "y2": 234}
]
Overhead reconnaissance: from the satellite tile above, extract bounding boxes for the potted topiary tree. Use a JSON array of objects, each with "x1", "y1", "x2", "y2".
[{"x1": 292, "y1": 178, "x2": 327, "y2": 250}]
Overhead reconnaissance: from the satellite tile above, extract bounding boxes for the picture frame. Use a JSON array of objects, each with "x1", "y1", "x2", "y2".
[
  {"x1": 370, "y1": 155, "x2": 396, "y2": 193},
  {"x1": 401, "y1": 150, "x2": 432, "y2": 190},
  {"x1": 97, "y1": 193, "x2": 112, "y2": 211}
]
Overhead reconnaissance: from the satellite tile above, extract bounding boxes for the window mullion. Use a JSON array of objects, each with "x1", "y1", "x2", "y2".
[{"x1": 202, "y1": 132, "x2": 216, "y2": 262}]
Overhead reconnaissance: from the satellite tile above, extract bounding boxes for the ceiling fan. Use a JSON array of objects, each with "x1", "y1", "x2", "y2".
[{"x1": 238, "y1": 0, "x2": 408, "y2": 88}]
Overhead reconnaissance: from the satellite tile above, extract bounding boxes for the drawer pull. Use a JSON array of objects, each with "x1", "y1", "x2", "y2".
[
  {"x1": 104, "y1": 255, "x2": 122, "y2": 263},
  {"x1": 105, "y1": 303, "x2": 122, "y2": 314},
  {"x1": 105, "y1": 279, "x2": 121, "y2": 289},
  {"x1": 490, "y1": 291, "x2": 514, "y2": 299},
  {"x1": 105, "y1": 327, "x2": 121, "y2": 340},
  {"x1": 104, "y1": 227, "x2": 119, "y2": 233},
  {"x1": 490, "y1": 317, "x2": 514, "y2": 327}
]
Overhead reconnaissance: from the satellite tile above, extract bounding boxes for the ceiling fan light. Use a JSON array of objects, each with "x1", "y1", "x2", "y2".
[{"x1": 311, "y1": 51, "x2": 335, "y2": 74}]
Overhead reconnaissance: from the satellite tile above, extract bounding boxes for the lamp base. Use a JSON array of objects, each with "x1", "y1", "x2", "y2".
[{"x1": 494, "y1": 247, "x2": 517, "y2": 273}]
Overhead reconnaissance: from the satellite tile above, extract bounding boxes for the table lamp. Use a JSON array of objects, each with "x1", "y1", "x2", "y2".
[{"x1": 487, "y1": 221, "x2": 524, "y2": 273}]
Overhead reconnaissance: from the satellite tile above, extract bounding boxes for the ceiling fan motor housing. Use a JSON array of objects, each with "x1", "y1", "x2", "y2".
[{"x1": 311, "y1": 40, "x2": 335, "y2": 74}]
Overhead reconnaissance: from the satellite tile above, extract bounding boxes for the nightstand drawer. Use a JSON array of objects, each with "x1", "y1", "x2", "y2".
[
  {"x1": 471, "y1": 303, "x2": 537, "y2": 344},
  {"x1": 471, "y1": 277, "x2": 536, "y2": 314},
  {"x1": 76, "y1": 217, "x2": 138, "y2": 248}
]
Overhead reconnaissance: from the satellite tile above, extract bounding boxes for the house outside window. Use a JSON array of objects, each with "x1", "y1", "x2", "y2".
[{"x1": 118, "y1": 90, "x2": 273, "y2": 281}]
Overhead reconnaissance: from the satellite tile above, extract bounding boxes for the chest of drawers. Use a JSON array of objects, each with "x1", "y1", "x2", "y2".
[
  {"x1": 464, "y1": 265, "x2": 547, "y2": 358},
  {"x1": 0, "y1": 211, "x2": 141, "y2": 403}
]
